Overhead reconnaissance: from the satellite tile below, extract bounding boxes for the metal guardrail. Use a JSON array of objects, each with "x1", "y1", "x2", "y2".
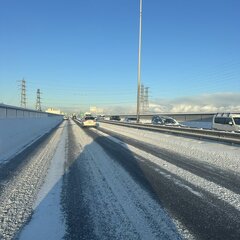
[{"x1": 99, "y1": 120, "x2": 240, "y2": 145}]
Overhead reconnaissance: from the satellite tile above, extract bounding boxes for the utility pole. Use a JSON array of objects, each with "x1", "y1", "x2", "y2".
[
  {"x1": 136, "y1": 0, "x2": 143, "y2": 123},
  {"x1": 36, "y1": 89, "x2": 42, "y2": 111},
  {"x1": 20, "y1": 79, "x2": 27, "y2": 108}
]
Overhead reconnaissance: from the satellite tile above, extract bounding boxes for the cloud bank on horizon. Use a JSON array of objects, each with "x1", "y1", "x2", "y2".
[
  {"x1": 149, "y1": 92, "x2": 240, "y2": 114},
  {"x1": 100, "y1": 92, "x2": 240, "y2": 115}
]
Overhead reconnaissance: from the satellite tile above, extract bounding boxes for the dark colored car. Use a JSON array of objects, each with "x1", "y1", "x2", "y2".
[{"x1": 110, "y1": 115, "x2": 121, "y2": 121}]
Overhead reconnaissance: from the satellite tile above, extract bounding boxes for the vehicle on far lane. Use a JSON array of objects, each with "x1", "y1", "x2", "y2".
[
  {"x1": 212, "y1": 113, "x2": 240, "y2": 132},
  {"x1": 151, "y1": 115, "x2": 180, "y2": 126},
  {"x1": 124, "y1": 117, "x2": 137, "y2": 123},
  {"x1": 96, "y1": 115, "x2": 105, "y2": 121},
  {"x1": 80, "y1": 116, "x2": 98, "y2": 127},
  {"x1": 110, "y1": 115, "x2": 121, "y2": 121}
]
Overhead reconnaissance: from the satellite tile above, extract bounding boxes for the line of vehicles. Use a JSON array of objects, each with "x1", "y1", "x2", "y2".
[
  {"x1": 107, "y1": 113, "x2": 240, "y2": 132},
  {"x1": 64, "y1": 112, "x2": 240, "y2": 133}
]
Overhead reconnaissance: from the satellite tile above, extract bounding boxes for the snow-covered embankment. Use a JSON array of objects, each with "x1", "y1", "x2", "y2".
[{"x1": 0, "y1": 115, "x2": 62, "y2": 163}]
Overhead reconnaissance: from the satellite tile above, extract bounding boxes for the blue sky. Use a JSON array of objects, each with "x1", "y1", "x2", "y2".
[{"x1": 0, "y1": 0, "x2": 240, "y2": 113}]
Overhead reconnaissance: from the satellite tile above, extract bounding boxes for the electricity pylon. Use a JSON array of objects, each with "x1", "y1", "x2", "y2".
[
  {"x1": 36, "y1": 89, "x2": 42, "y2": 111},
  {"x1": 20, "y1": 79, "x2": 27, "y2": 108}
]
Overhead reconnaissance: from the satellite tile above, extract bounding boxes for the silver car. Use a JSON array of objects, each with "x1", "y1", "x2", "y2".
[{"x1": 151, "y1": 115, "x2": 180, "y2": 126}]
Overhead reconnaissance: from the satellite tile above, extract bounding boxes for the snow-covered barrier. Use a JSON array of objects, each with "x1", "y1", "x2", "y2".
[{"x1": 0, "y1": 104, "x2": 63, "y2": 162}]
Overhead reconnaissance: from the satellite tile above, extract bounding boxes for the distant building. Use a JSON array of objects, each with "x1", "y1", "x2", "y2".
[
  {"x1": 45, "y1": 108, "x2": 61, "y2": 114},
  {"x1": 90, "y1": 106, "x2": 97, "y2": 114},
  {"x1": 90, "y1": 106, "x2": 104, "y2": 115}
]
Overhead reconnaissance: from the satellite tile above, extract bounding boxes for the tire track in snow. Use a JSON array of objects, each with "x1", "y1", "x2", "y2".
[{"x1": 62, "y1": 120, "x2": 181, "y2": 240}]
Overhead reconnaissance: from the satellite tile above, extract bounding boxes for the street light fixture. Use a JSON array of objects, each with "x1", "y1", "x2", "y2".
[{"x1": 136, "y1": 0, "x2": 142, "y2": 123}]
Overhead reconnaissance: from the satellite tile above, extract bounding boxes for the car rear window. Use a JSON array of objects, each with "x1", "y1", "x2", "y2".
[{"x1": 85, "y1": 117, "x2": 95, "y2": 120}]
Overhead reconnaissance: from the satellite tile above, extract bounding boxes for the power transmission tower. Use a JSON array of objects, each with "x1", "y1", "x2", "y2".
[
  {"x1": 36, "y1": 89, "x2": 42, "y2": 111},
  {"x1": 144, "y1": 87, "x2": 149, "y2": 112},
  {"x1": 140, "y1": 84, "x2": 149, "y2": 114},
  {"x1": 140, "y1": 84, "x2": 145, "y2": 113},
  {"x1": 20, "y1": 79, "x2": 27, "y2": 108}
]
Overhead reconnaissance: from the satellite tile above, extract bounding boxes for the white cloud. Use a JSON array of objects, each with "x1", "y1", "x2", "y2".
[
  {"x1": 100, "y1": 92, "x2": 240, "y2": 114},
  {"x1": 102, "y1": 105, "x2": 136, "y2": 115},
  {"x1": 149, "y1": 92, "x2": 240, "y2": 113}
]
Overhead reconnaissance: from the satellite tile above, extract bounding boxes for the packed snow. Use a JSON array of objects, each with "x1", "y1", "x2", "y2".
[
  {"x1": 0, "y1": 121, "x2": 65, "y2": 239},
  {"x1": 19, "y1": 121, "x2": 67, "y2": 240},
  {"x1": 0, "y1": 117, "x2": 62, "y2": 163},
  {"x1": 181, "y1": 121, "x2": 212, "y2": 129}
]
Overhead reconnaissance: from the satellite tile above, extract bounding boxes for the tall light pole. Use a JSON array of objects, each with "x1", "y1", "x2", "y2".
[{"x1": 136, "y1": 0, "x2": 142, "y2": 123}]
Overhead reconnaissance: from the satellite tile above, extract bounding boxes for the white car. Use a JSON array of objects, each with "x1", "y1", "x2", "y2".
[
  {"x1": 124, "y1": 117, "x2": 137, "y2": 123},
  {"x1": 80, "y1": 116, "x2": 98, "y2": 127}
]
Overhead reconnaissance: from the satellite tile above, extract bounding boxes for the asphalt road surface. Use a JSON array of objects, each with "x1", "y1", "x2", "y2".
[{"x1": 0, "y1": 119, "x2": 239, "y2": 239}]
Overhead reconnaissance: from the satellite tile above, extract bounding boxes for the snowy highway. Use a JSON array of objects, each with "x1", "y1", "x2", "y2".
[{"x1": 0, "y1": 119, "x2": 240, "y2": 239}]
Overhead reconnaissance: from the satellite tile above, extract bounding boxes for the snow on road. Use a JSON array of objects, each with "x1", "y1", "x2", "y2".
[
  {"x1": 93, "y1": 127, "x2": 240, "y2": 211},
  {"x1": 1, "y1": 119, "x2": 239, "y2": 239},
  {"x1": 98, "y1": 122, "x2": 240, "y2": 172},
  {"x1": 0, "y1": 121, "x2": 66, "y2": 240},
  {"x1": 18, "y1": 122, "x2": 68, "y2": 240},
  {"x1": 94, "y1": 122, "x2": 240, "y2": 239}
]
